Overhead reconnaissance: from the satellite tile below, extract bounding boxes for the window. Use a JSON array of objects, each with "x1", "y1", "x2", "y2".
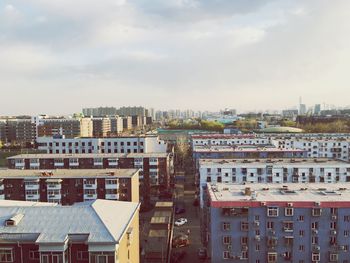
[
  {"x1": 285, "y1": 208, "x2": 294, "y2": 216},
  {"x1": 283, "y1": 221, "x2": 293, "y2": 232},
  {"x1": 222, "y1": 236, "x2": 232, "y2": 245},
  {"x1": 312, "y1": 253, "x2": 320, "y2": 262},
  {"x1": 311, "y1": 236, "x2": 318, "y2": 244},
  {"x1": 77, "y1": 251, "x2": 89, "y2": 260},
  {"x1": 299, "y1": 215, "x2": 304, "y2": 221},
  {"x1": 241, "y1": 221, "x2": 249, "y2": 231},
  {"x1": 329, "y1": 253, "x2": 338, "y2": 262},
  {"x1": 330, "y1": 221, "x2": 337, "y2": 230},
  {"x1": 0, "y1": 248, "x2": 13, "y2": 262},
  {"x1": 29, "y1": 250, "x2": 39, "y2": 260},
  {"x1": 299, "y1": 245, "x2": 304, "y2": 251},
  {"x1": 267, "y1": 207, "x2": 279, "y2": 217},
  {"x1": 222, "y1": 222, "x2": 230, "y2": 231},
  {"x1": 312, "y1": 208, "x2": 322, "y2": 216},
  {"x1": 299, "y1": 230, "x2": 304, "y2": 236},
  {"x1": 344, "y1": 230, "x2": 350, "y2": 237},
  {"x1": 241, "y1": 236, "x2": 248, "y2": 245},
  {"x1": 223, "y1": 251, "x2": 230, "y2": 260},
  {"x1": 267, "y1": 252, "x2": 277, "y2": 263},
  {"x1": 311, "y1": 222, "x2": 319, "y2": 230},
  {"x1": 267, "y1": 221, "x2": 274, "y2": 229},
  {"x1": 344, "y1": 215, "x2": 350, "y2": 222}
]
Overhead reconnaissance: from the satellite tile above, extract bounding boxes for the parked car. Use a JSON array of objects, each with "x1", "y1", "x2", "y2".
[
  {"x1": 198, "y1": 248, "x2": 207, "y2": 259},
  {"x1": 175, "y1": 207, "x2": 186, "y2": 214},
  {"x1": 175, "y1": 218, "x2": 188, "y2": 226},
  {"x1": 171, "y1": 250, "x2": 186, "y2": 263},
  {"x1": 172, "y1": 234, "x2": 189, "y2": 248}
]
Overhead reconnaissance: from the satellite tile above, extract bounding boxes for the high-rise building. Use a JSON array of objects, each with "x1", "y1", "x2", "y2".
[{"x1": 314, "y1": 104, "x2": 321, "y2": 115}]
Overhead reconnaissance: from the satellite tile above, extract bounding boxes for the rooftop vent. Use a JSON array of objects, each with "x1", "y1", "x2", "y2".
[{"x1": 5, "y1": 213, "x2": 24, "y2": 227}]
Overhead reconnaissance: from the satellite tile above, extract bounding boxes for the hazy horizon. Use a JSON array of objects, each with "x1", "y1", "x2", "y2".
[{"x1": 1, "y1": 0, "x2": 350, "y2": 115}]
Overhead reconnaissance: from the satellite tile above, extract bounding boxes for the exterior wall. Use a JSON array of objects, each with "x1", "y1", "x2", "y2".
[
  {"x1": 36, "y1": 136, "x2": 168, "y2": 154},
  {"x1": 117, "y1": 209, "x2": 140, "y2": 263},
  {"x1": 0, "y1": 176, "x2": 132, "y2": 205},
  {"x1": 199, "y1": 162, "x2": 350, "y2": 207},
  {"x1": 207, "y1": 204, "x2": 350, "y2": 263},
  {"x1": 37, "y1": 120, "x2": 81, "y2": 138},
  {"x1": 80, "y1": 118, "x2": 93, "y2": 137}
]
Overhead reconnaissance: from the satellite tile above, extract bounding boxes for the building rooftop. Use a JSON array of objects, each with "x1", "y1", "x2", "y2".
[
  {"x1": 199, "y1": 158, "x2": 349, "y2": 166},
  {"x1": 192, "y1": 134, "x2": 257, "y2": 139},
  {"x1": 0, "y1": 199, "x2": 139, "y2": 244},
  {"x1": 193, "y1": 145, "x2": 305, "y2": 153},
  {"x1": 207, "y1": 182, "x2": 350, "y2": 205},
  {"x1": 7, "y1": 152, "x2": 169, "y2": 159},
  {"x1": 0, "y1": 169, "x2": 139, "y2": 178}
]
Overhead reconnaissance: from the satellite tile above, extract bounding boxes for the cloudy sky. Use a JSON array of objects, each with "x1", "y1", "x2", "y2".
[{"x1": 1, "y1": 0, "x2": 350, "y2": 115}]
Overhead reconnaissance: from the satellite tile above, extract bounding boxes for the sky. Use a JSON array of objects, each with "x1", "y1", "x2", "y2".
[{"x1": 1, "y1": 0, "x2": 350, "y2": 115}]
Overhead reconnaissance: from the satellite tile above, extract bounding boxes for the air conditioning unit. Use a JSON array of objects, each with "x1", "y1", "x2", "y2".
[
  {"x1": 255, "y1": 235, "x2": 261, "y2": 241},
  {"x1": 261, "y1": 202, "x2": 267, "y2": 206},
  {"x1": 287, "y1": 202, "x2": 293, "y2": 207},
  {"x1": 254, "y1": 220, "x2": 260, "y2": 227},
  {"x1": 314, "y1": 201, "x2": 321, "y2": 206},
  {"x1": 313, "y1": 245, "x2": 320, "y2": 252},
  {"x1": 331, "y1": 215, "x2": 337, "y2": 220},
  {"x1": 241, "y1": 245, "x2": 248, "y2": 251},
  {"x1": 312, "y1": 229, "x2": 318, "y2": 235},
  {"x1": 227, "y1": 245, "x2": 232, "y2": 249},
  {"x1": 330, "y1": 230, "x2": 337, "y2": 235}
]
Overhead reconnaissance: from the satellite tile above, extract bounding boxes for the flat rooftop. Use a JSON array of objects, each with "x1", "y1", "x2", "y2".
[
  {"x1": 192, "y1": 134, "x2": 257, "y2": 139},
  {"x1": 7, "y1": 152, "x2": 169, "y2": 159},
  {"x1": 0, "y1": 169, "x2": 138, "y2": 178},
  {"x1": 208, "y1": 182, "x2": 350, "y2": 203},
  {"x1": 199, "y1": 158, "x2": 349, "y2": 166},
  {"x1": 193, "y1": 145, "x2": 305, "y2": 153}
]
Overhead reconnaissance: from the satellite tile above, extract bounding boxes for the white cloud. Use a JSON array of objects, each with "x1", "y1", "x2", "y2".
[{"x1": 0, "y1": 0, "x2": 350, "y2": 114}]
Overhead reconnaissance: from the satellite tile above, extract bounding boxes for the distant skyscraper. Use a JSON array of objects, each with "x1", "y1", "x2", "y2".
[
  {"x1": 314, "y1": 104, "x2": 321, "y2": 115},
  {"x1": 299, "y1": 104, "x2": 307, "y2": 115}
]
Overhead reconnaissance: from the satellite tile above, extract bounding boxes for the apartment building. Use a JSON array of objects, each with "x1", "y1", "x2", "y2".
[
  {"x1": 0, "y1": 169, "x2": 139, "y2": 205},
  {"x1": 91, "y1": 117, "x2": 111, "y2": 137},
  {"x1": 123, "y1": 116, "x2": 133, "y2": 130},
  {"x1": 199, "y1": 158, "x2": 350, "y2": 206},
  {"x1": 36, "y1": 134, "x2": 168, "y2": 154},
  {"x1": 32, "y1": 116, "x2": 81, "y2": 138},
  {"x1": 271, "y1": 136, "x2": 350, "y2": 161},
  {"x1": 80, "y1": 117, "x2": 94, "y2": 137},
  {"x1": 193, "y1": 145, "x2": 306, "y2": 169},
  {"x1": 145, "y1": 202, "x2": 174, "y2": 263},
  {"x1": 110, "y1": 116, "x2": 124, "y2": 134},
  {"x1": 191, "y1": 134, "x2": 271, "y2": 148},
  {"x1": 203, "y1": 183, "x2": 350, "y2": 263},
  {"x1": 0, "y1": 117, "x2": 36, "y2": 145},
  {"x1": 7, "y1": 152, "x2": 174, "y2": 201},
  {"x1": 0, "y1": 199, "x2": 140, "y2": 263}
]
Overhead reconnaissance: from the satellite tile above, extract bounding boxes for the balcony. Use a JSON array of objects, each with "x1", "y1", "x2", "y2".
[
  {"x1": 83, "y1": 184, "x2": 97, "y2": 189},
  {"x1": 0, "y1": 183, "x2": 4, "y2": 191},
  {"x1": 105, "y1": 183, "x2": 119, "y2": 190},
  {"x1": 105, "y1": 194, "x2": 119, "y2": 200},
  {"x1": 149, "y1": 160, "x2": 158, "y2": 166},
  {"x1": 25, "y1": 184, "x2": 40, "y2": 190},
  {"x1": 26, "y1": 194, "x2": 40, "y2": 201},
  {"x1": 69, "y1": 162, "x2": 79, "y2": 167},
  {"x1": 47, "y1": 184, "x2": 62, "y2": 190},
  {"x1": 47, "y1": 194, "x2": 62, "y2": 200},
  {"x1": 29, "y1": 163, "x2": 40, "y2": 168},
  {"x1": 84, "y1": 194, "x2": 97, "y2": 200},
  {"x1": 15, "y1": 162, "x2": 25, "y2": 168},
  {"x1": 54, "y1": 162, "x2": 64, "y2": 167}
]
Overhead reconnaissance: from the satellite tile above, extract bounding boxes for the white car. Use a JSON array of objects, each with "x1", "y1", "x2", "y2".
[{"x1": 175, "y1": 218, "x2": 188, "y2": 226}]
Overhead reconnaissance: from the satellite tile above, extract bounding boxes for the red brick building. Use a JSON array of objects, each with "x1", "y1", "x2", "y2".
[
  {"x1": 0, "y1": 199, "x2": 140, "y2": 263},
  {"x1": 7, "y1": 153, "x2": 174, "y2": 201},
  {"x1": 0, "y1": 169, "x2": 139, "y2": 205}
]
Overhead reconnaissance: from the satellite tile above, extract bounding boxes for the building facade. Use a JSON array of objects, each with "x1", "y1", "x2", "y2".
[
  {"x1": 204, "y1": 183, "x2": 350, "y2": 263},
  {"x1": 0, "y1": 169, "x2": 139, "y2": 205},
  {"x1": 199, "y1": 158, "x2": 350, "y2": 206},
  {"x1": 0, "y1": 199, "x2": 140, "y2": 263},
  {"x1": 7, "y1": 153, "x2": 173, "y2": 202},
  {"x1": 36, "y1": 134, "x2": 168, "y2": 154}
]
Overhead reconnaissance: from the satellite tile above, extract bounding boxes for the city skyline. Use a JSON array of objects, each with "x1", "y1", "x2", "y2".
[{"x1": 1, "y1": 1, "x2": 350, "y2": 114}]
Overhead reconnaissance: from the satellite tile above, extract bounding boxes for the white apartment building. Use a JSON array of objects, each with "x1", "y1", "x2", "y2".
[
  {"x1": 191, "y1": 134, "x2": 271, "y2": 148},
  {"x1": 36, "y1": 134, "x2": 168, "y2": 154},
  {"x1": 192, "y1": 133, "x2": 350, "y2": 161},
  {"x1": 271, "y1": 137, "x2": 350, "y2": 161},
  {"x1": 198, "y1": 158, "x2": 350, "y2": 206}
]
